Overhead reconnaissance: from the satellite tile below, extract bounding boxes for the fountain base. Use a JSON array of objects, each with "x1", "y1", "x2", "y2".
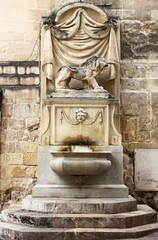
[
  {"x1": 32, "y1": 145, "x2": 128, "y2": 198},
  {"x1": 1, "y1": 196, "x2": 158, "y2": 240}
]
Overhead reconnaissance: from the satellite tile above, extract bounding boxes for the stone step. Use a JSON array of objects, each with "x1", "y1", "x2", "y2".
[
  {"x1": 0, "y1": 221, "x2": 158, "y2": 240},
  {"x1": 22, "y1": 195, "x2": 137, "y2": 213},
  {"x1": 1, "y1": 205, "x2": 157, "y2": 229}
]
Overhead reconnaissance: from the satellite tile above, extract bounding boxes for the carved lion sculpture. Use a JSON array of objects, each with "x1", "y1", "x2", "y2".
[{"x1": 55, "y1": 56, "x2": 108, "y2": 90}]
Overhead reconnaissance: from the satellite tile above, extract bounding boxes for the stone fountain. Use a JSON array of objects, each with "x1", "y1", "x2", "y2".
[
  {"x1": 31, "y1": 2, "x2": 127, "y2": 199},
  {"x1": 0, "y1": 2, "x2": 158, "y2": 239}
]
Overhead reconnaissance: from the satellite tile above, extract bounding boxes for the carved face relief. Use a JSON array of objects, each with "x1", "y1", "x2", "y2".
[{"x1": 75, "y1": 108, "x2": 87, "y2": 123}]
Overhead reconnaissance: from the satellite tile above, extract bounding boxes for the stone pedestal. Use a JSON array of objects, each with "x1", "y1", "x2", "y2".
[
  {"x1": 40, "y1": 91, "x2": 121, "y2": 146},
  {"x1": 1, "y1": 197, "x2": 158, "y2": 240},
  {"x1": 33, "y1": 91, "x2": 126, "y2": 198},
  {"x1": 22, "y1": 195, "x2": 137, "y2": 213}
]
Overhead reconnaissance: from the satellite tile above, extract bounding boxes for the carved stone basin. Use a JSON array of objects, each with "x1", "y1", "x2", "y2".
[{"x1": 50, "y1": 147, "x2": 111, "y2": 176}]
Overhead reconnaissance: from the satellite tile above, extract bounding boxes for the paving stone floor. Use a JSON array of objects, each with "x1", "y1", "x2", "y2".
[{"x1": 120, "y1": 231, "x2": 158, "y2": 240}]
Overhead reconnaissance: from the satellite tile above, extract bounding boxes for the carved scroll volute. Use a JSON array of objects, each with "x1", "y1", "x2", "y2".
[
  {"x1": 109, "y1": 104, "x2": 121, "y2": 145},
  {"x1": 40, "y1": 105, "x2": 50, "y2": 145}
]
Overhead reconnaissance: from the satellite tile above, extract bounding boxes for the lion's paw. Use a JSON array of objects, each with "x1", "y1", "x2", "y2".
[{"x1": 96, "y1": 86, "x2": 103, "y2": 90}]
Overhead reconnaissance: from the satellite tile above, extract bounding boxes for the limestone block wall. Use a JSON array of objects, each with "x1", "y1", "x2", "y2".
[
  {"x1": 0, "y1": 62, "x2": 40, "y2": 208},
  {"x1": 0, "y1": 0, "x2": 158, "y2": 209},
  {"x1": 0, "y1": 0, "x2": 56, "y2": 61},
  {"x1": 120, "y1": 11, "x2": 158, "y2": 210}
]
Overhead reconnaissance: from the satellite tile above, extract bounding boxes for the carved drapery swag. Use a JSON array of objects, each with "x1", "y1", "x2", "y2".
[{"x1": 41, "y1": 3, "x2": 120, "y2": 93}]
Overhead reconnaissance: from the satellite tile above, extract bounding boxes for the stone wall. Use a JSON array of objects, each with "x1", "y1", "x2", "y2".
[
  {"x1": 0, "y1": 0, "x2": 158, "y2": 61},
  {"x1": 0, "y1": 0, "x2": 158, "y2": 209},
  {"x1": 0, "y1": 61, "x2": 40, "y2": 208},
  {"x1": 120, "y1": 9, "x2": 158, "y2": 210}
]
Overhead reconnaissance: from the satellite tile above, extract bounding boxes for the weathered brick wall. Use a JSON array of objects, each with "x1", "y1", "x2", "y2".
[{"x1": 0, "y1": 0, "x2": 158, "y2": 209}]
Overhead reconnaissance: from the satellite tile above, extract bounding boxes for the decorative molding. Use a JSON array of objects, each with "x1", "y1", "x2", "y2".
[
  {"x1": 40, "y1": 105, "x2": 50, "y2": 136},
  {"x1": 110, "y1": 105, "x2": 121, "y2": 145},
  {"x1": 60, "y1": 108, "x2": 103, "y2": 125}
]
